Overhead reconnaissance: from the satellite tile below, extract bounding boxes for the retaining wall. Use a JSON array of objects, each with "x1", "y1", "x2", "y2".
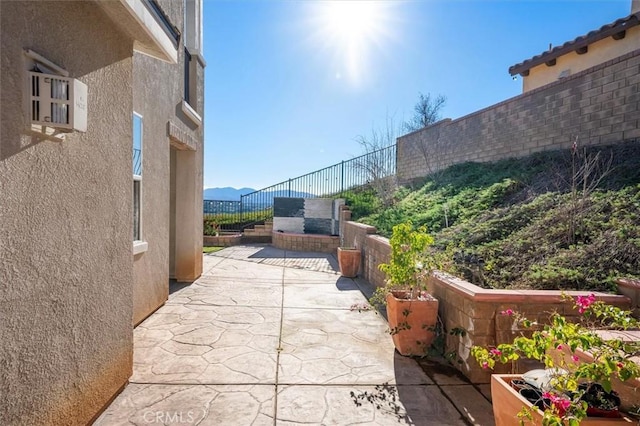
[
  {"x1": 272, "y1": 232, "x2": 339, "y2": 254},
  {"x1": 340, "y1": 218, "x2": 631, "y2": 383}
]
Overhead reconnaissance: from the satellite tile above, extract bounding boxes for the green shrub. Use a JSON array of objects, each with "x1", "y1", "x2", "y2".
[{"x1": 356, "y1": 142, "x2": 640, "y2": 292}]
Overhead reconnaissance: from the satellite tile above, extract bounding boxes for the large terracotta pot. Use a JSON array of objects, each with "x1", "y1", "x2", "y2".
[
  {"x1": 491, "y1": 375, "x2": 631, "y2": 426},
  {"x1": 385, "y1": 291, "x2": 438, "y2": 356},
  {"x1": 337, "y1": 247, "x2": 361, "y2": 278}
]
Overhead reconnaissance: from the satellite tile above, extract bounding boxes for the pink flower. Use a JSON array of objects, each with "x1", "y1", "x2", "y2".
[
  {"x1": 571, "y1": 355, "x2": 580, "y2": 362},
  {"x1": 554, "y1": 397, "x2": 571, "y2": 413},
  {"x1": 544, "y1": 392, "x2": 571, "y2": 415},
  {"x1": 490, "y1": 349, "x2": 502, "y2": 356},
  {"x1": 617, "y1": 362, "x2": 624, "y2": 369},
  {"x1": 481, "y1": 361, "x2": 489, "y2": 369},
  {"x1": 576, "y1": 294, "x2": 596, "y2": 314},
  {"x1": 501, "y1": 309, "x2": 514, "y2": 316},
  {"x1": 556, "y1": 344, "x2": 563, "y2": 351}
]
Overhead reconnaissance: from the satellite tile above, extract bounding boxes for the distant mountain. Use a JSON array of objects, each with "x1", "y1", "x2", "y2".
[
  {"x1": 259, "y1": 190, "x2": 317, "y2": 200},
  {"x1": 203, "y1": 187, "x2": 317, "y2": 203},
  {"x1": 203, "y1": 187, "x2": 255, "y2": 201}
]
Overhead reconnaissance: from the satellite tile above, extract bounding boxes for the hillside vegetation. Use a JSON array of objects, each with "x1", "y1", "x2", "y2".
[{"x1": 347, "y1": 141, "x2": 640, "y2": 292}]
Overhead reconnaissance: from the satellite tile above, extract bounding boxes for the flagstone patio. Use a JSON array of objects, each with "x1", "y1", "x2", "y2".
[{"x1": 94, "y1": 245, "x2": 494, "y2": 425}]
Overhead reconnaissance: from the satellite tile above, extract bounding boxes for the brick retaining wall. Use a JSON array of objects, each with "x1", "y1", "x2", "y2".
[
  {"x1": 398, "y1": 49, "x2": 640, "y2": 182},
  {"x1": 272, "y1": 231, "x2": 340, "y2": 253},
  {"x1": 340, "y1": 218, "x2": 632, "y2": 383}
]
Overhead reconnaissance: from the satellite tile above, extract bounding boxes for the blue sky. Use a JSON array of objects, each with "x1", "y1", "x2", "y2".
[{"x1": 203, "y1": 0, "x2": 632, "y2": 190}]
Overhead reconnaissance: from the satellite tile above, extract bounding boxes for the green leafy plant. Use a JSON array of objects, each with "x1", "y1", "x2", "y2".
[
  {"x1": 373, "y1": 221, "x2": 435, "y2": 304},
  {"x1": 358, "y1": 146, "x2": 640, "y2": 291},
  {"x1": 203, "y1": 218, "x2": 220, "y2": 236},
  {"x1": 471, "y1": 295, "x2": 640, "y2": 425}
]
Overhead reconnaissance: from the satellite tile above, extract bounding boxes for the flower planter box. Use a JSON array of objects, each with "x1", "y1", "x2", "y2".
[{"x1": 491, "y1": 375, "x2": 632, "y2": 426}]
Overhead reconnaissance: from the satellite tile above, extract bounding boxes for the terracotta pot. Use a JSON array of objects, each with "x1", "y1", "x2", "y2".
[
  {"x1": 491, "y1": 375, "x2": 630, "y2": 426},
  {"x1": 337, "y1": 247, "x2": 361, "y2": 278},
  {"x1": 385, "y1": 291, "x2": 438, "y2": 356}
]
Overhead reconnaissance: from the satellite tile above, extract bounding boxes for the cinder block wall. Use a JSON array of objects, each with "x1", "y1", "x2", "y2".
[
  {"x1": 398, "y1": 49, "x2": 640, "y2": 182},
  {"x1": 272, "y1": 232, "x2": 339, "y2": 253}
]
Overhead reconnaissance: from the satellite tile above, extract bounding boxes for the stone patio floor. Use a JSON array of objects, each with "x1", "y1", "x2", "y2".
[{"x1": 95, "y1": 244, "x2": 495, "y2": 425}]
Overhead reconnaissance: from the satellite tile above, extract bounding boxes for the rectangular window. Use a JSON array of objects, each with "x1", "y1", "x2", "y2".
[
  {"x1": 133, "y1": 113, "x2": 143, "y2": 242},
  {"x1": 184, "y1": 47, "x2": 192, "y2": 105},
  {"x1": 182, "y1": 0, "x2": 202, "y2": 118}
]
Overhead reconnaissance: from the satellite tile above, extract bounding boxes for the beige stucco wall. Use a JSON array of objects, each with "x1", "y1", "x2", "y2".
[
  {"x1": 523, "y1": 24, "x2": 640, "y2": 92},
  {"x1": 0, "y1": 2, "x2": 134, "y2": 425},
  {"x1": 132, "y1": 0, "x2": 204, "y2": 325}
]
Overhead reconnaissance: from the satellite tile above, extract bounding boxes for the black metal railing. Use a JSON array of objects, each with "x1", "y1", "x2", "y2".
[
  {"x1": 202, "y1": 144, "x2": 397, "y2": 233},
  {"x1": 203, "y1": 200, "x2": 244, "y2": 233}
]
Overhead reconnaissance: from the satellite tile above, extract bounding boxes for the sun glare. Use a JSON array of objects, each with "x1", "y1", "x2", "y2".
[
  {"x1": 325, "y1": 2, "x2": 378, "y2": 42},
  {"x1": 309, "y1": 1, "x2": 396, "y2": 87}
]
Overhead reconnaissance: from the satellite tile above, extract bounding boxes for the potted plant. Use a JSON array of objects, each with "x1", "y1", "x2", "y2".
[
  {"x1": 337, "y1": 245, "x2": 361, "y2": 278},
  {"x1": 375, "y1": 222, "x2": 439, "y2": 356},
  {"x1": 472, "y1": 295, "x2": 640, "y2": 425}
]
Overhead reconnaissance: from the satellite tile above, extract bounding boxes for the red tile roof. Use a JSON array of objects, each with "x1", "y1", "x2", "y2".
[{"x1": 509, "y1": 12, "x2": 640, "y2": 76}]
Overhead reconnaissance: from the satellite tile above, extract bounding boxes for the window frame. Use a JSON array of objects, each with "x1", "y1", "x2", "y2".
[
  {"x1": 132, "y1": 112, "x2": 147, "y2": 255},
  {"x1": 181, "y1": 0, "x2": 203, "y2": 126}
]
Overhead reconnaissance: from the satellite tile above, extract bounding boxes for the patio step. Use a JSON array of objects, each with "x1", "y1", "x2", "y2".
[
  {"x1": 241, "y1": 221, "x2": 273, "y2": 243},
  {"x1": 244, "y1": 221, "x2": 273, "y2": 237}
]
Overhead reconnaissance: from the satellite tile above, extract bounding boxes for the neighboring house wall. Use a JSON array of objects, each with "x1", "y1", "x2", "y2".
[
  {"x1": 523, "y1": 25, "x2": 640, "y2": 92},
  {"x1": 0, "y1": 2, "x2": 134, "y2": 425},
  {"x1": 397, "y1": 49, "x2": 640, "y2": 183}
]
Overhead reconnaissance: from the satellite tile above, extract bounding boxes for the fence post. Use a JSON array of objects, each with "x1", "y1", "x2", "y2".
[
  {"x1": 288, "y1": 179, "x2": 292, "y2": 197},
  {"x1": 240, "y1": 196, "x2": 244, "y2": 227},
  {"x1": 340, "y1": 160, "x2": 345, "y2": 194}
]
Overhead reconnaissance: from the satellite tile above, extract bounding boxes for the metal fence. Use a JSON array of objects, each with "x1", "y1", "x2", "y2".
[{"x1": 204, "y1": 144, "x2": 396, "y2": 233}]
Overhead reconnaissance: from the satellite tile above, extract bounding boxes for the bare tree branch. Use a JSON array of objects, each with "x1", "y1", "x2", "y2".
[{"x1": 403, "y1": 93, "x2": 446, "y2": 133}]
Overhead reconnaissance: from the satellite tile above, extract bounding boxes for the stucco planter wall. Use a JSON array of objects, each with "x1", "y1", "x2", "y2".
[{"x1": 340, "y1": 217, "x2": 632, "y2": 384}]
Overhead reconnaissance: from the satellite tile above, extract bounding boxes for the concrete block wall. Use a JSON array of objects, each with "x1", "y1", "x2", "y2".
[
  {"x1": 398, "y1": 49, "x2": 640, "y2": 182},
  {"x1": 272, "y1": 232, "x2": 339, "y2": 253},
  {"x1": 427, "y1": 272, "x2": 629, "y2": 383}
]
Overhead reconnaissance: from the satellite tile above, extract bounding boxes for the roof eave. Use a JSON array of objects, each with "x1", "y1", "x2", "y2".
[
  {"x1": 509, "y1": 12, "x2": 640, "y2": 77},
  {"x1": 96, "y1": 0, "x2": 179, "y2": 64}
]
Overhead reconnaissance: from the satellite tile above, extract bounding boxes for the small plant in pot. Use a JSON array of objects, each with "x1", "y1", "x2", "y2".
[
  {"x1": 472, "y1": 294, "x2": 640, "y2": 425},
  {"x1": 373, "y1": 222, "x2": 439, "y2": 356}
]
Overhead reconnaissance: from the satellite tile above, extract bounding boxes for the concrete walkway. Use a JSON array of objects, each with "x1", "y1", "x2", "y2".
[{"x1": 95, "y1": 245, "x2": 494, "y2": 425}]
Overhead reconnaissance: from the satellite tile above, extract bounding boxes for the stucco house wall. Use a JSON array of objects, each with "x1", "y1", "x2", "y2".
[
  {"x1": 1, "y1": 0, "x2": 204, "y2": 422},
  {"x1": 0, "y1": 2, "x2": 134, "y2": 425},
  {"x1": 131, "y1": 0, "x2": 205, "y2": 325}
]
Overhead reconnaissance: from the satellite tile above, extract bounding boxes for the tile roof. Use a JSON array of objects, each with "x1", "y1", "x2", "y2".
[{"x1": 509, "y1": 12, "x2": 640, "y2": 76}]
